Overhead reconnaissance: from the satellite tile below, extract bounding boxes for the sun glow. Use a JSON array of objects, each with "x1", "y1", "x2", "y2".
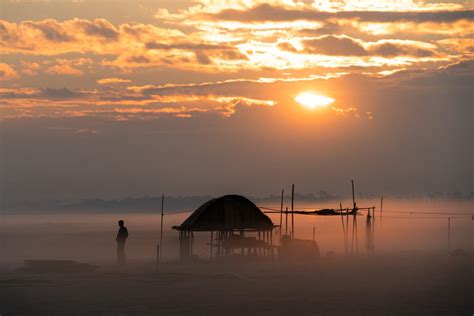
[{"x1": 295, "y1": 92, "x2": 335, "y2": 110}]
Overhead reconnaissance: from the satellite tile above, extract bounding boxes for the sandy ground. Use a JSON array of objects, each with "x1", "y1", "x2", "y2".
[{"x1": 0, "y1": 254, "x2": 472, "y2": 316}]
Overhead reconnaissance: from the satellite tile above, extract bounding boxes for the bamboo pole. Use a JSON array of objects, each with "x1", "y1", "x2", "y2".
[
  {"x1": 279, "y1": 189, "x2": 284, "y2": 241},
  {"x1": 380, "y1": 197, "x2": 384, "y2": 223},
  {"x1": 291, "y1": 184, "x2": 295, "y2": 239},
  {"x1": 340, "y1": 203, "x2": 347, "y2": 255},
  {"x1": 448, "y1": 217, "x2": 451, "y2": 253},
  {"x1": 351, "y1": 179, "x2": 356, "y2": 209},
  {"x1": 210, "y1": 231, "x2": 214, "y2": 260},
  {"x1": 345, "y1": 207, "x2": 349, "y2": 255},
  {"x1": 372, "y1": 207, "x2": 376, "y2": 254},
  {"x1": 159, "y1": 194, "x2": 164, "y2": 261},
  {"x1": 351, "y1": 214, "x2": 355, "y2": 255},
  {"x1": 354, "y1": 214, "x2": 358, "y2": 254},
  {"x1": 217, "y1": 231, "x2": 220, "y2": 258},
  {"x1": 366, "y1": 209, "x2": 372, "y2": 254}
]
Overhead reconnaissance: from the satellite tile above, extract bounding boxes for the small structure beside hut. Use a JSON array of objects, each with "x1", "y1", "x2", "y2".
[{"x1": 173, "y1": 195, "x2": 277, "y2": 263}]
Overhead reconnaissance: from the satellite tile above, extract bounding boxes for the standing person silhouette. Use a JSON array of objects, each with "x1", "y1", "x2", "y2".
[{"x1": 116, "y1": 220, "x2": 129, "y2": 265}]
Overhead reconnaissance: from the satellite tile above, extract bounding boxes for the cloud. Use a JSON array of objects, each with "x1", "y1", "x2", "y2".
[
  {"x1": 0, "y1": 63, "x2": 19, "y2": 80},
  {"x1": 285, "y1": 35, "x2": 367, "y2": 56},
  {"x1": 209, "y1": 3, "x2": 474, "y2": 23},
  {"x1": 279, "y1": 35, "x2": 439, "y2": 58},
  {"x1": 368, "y1": 40, "x2": 437, "y2": 57},
  {"x1": 0, "y1": 19, "x2": 184, "y2": 56},
  {"x1": 23, "y1": 19, "x2": 74, "y2": 42},
  {"x1": 21, "y1": 61, "x2": 41, "y2": 76},
  {"x1": 97, "y1": 77, "x2": 132, "y2": 85},
  {"x1": 0, "y1": 79, "x2": 277, "y2": 119},
  {"x1": 38, "y1": 88, "x2": 82, "y2": 99},
  {"x1": 75, "y1": 19, "x2": 119, "y2": 40},
  {"x1": 45, "y1": 60, "x2": 82, "y2": 76}
]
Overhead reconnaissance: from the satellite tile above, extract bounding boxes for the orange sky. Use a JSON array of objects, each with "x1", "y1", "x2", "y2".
[
  {"x1": 1, "y1": 0, "x2": 472, "y2": 119},
  {"x1": 0, "y1": 0, "x2": 472, "y2": 201}
]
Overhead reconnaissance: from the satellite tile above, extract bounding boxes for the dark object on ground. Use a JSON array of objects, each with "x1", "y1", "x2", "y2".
[{"x1": 16, "y1": 260, "x2": 98, "y2": 273}]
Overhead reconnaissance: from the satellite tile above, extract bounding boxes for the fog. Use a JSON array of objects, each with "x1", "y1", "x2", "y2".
[
  {"x1": 1, "y1": 198, "x2": 471, "y2": 267},
  {"x1": 1, "y1": 198, "x2": 472, "y2": 315}
]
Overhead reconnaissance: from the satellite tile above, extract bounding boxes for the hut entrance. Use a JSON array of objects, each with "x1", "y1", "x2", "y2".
[{"x1": 173, "y1": 195, "x2": 276, "y2": 263}]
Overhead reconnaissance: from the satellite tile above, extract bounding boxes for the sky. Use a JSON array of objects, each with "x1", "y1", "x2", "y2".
[{"x1": 0, "y1": 0, "x2": 472, "y2": 203}]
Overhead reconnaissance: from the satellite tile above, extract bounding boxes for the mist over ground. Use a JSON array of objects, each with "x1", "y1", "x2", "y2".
[
  {"x1": 0, "y1": 197, "x2": 472, "y2": 315},
  {"x1": 1, "y1": 197, "x2": 471, "y2": 266}
]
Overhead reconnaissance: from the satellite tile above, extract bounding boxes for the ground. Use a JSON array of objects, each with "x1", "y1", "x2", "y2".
[{"x1": 0, "y1": 254, "x2": 472, "y2": 315}]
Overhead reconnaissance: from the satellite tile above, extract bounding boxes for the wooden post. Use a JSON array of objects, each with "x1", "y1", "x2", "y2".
[
  {"x1": 354, "y1": 214, "x2": 358, "y2": 254},
  {"x1": 279, "y1": 189, "x2": 284, "y2": 242},
  {"x1": 285, "y1": 207, "x2": 288, "y2": 236},
  {"x1": 210, "y1": 231, "x2": 214, "y2": 260},
  {"x1": 448, "y1": 217, "x2": 451, "y2": 253},
  {"x1": 366, "y1": 209, "x2": 372, "y2": 255},
  {"x1": 345, "y1": 207, "x2": 349, "y2": 255},
  {"x1": 340, "y1": 203, "x2": 347, "y2": 255},
  {"x1": 312, "y1": 226, "x2": 315, "y2": 241},
  {"x1": 270, "y1": 230, "x2": 274, "y2": 263},
  {"x1": 380, "y1": 197, "x2": 384, "y2": 223},
  {"x1": 291, "y1": 184, "x2": 295, "y2": 239},
  {"x1": 160, "y1": 194, "x2": 164, "y2": 260},
  {"x1": 240, "y1": 228, "x2": 245, "y2": 255},
  {"x1": 372, "y1": 207, "x2": 376, "y2": 254},
  {"x1": 351, "y1": 179, "x2": 356, "y2": 209},
  {"x1": 351, "y1": 214, "x2": 355, "y2": 255}
]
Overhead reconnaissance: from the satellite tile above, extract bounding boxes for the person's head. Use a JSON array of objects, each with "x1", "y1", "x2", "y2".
[{"x1": 118, "y1": 220, "x2": 124, "y2": 227}]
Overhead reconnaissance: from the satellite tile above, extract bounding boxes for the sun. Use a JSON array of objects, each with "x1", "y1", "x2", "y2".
[{"x1": 295, "y1": 92, "x2": 335, "y2": 110}]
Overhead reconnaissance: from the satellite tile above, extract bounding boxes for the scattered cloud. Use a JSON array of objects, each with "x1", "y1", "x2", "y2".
[
  {"x1": 0, "y1": 63, "x2": 19, "y2": 80},
  {"x1": 97, "y1": 77, "x2": 132, "y2": 85}
]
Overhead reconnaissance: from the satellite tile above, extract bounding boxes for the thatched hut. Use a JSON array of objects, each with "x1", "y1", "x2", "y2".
[{"x1": 173, "y1": 195, "x2": 276, "y2": 262}]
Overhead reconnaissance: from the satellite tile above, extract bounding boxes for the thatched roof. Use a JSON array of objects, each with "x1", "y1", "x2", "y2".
[{"x1": 174, "y1": 195, "x2": 274, "y2": 231}]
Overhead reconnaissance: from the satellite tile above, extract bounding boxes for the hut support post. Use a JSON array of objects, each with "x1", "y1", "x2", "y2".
[
  {"x1": 241, "y1": 229, "x2": 245, "y2": 255},
  {"x1": 210, "y1": 231, "x2": 214, "y2": 260}
]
